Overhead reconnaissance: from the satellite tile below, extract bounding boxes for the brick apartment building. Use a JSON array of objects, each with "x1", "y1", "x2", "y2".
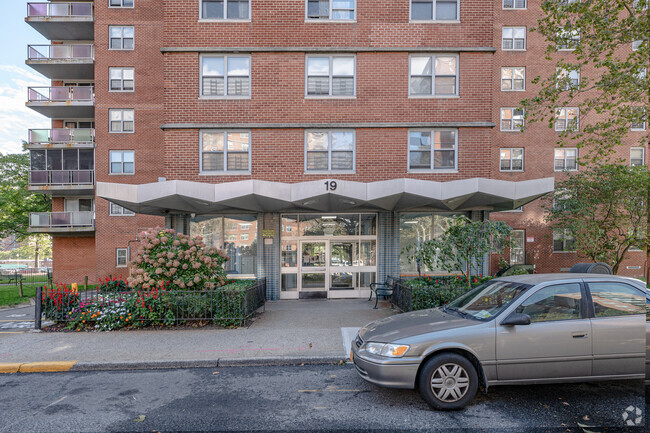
[{"x1": 24, "y1": 0, "x2": 645, "y2": 300}]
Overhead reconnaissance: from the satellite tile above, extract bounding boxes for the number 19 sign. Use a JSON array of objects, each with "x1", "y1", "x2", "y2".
[{"x1": 324, "y1": 180, "x2": 337, "y2": 191}]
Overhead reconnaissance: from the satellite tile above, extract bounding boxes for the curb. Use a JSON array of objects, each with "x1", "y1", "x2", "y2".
[{"x1": 1, "y1": 356, "x2": 349, "y2": 374}]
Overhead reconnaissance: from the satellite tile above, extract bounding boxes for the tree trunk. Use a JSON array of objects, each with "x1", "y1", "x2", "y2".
[{"x1": 34, "y1": 237, "x2": 40, "y2": 269}]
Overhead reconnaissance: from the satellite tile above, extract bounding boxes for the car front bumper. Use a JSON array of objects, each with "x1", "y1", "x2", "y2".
[{"x1": 351, "y1": 346, "x2": 419, "y2": 389}]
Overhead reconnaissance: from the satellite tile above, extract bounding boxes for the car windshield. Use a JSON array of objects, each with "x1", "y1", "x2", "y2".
[{"x1": 444, "y1": 280, "x2": 531, "y2": 321}]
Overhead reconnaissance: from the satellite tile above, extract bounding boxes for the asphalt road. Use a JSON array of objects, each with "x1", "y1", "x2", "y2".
[{"x1": 0, "y1": 365, "x2": 645, "y2": 432}]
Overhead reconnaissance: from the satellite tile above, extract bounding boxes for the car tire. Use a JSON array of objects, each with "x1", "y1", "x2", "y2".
[{"x1": 418, "y1": 353, "x2": 479, "y2": 411}]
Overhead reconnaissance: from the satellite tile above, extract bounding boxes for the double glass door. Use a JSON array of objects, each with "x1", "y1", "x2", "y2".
[{"x1": 299, "y1": 240, "x2": 361, "y2": 298}]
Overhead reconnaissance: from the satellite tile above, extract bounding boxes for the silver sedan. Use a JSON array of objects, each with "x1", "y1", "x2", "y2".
[{"x1": 351, "y1": 274, "x2": 647, "y2": 410}]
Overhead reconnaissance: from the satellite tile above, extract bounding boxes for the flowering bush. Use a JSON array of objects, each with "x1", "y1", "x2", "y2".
[
  {"x1": 127, "y1": 228, "x2": 229, "y2": 290},
  {"x1": 98, "y1": 276, "x2": 129, "y2": 293},
  {"x1": 42, "y1": 284, "x2": 79, "y2": 321}
]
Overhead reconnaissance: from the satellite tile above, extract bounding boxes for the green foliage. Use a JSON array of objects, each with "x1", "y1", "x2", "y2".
[
  {"x1": 128, "y1": 228, "x2": 229, "y2": 290},
  {"x1": 504, "y1": 267, "x2": 532, "y2": 276},
  {"x1": 42, "y1": 284, "x2": 80, "y2": 322},
  {"x1": 522, "y1": 0, "x2": 649, "y2": 159},
  {"x1": 0, "y1": 151, "x2": 51, "y2": 240},
  {"x1": 402, "y1": 216, "x2": 512, "y2": 288},
  {"x1": 544, "y1": 164, "x2": 649, "y2": 274},
  {"x1": 98, "y1": 277, "x2": 129, "y2": 293},
  {"x1": 401, "y1": 275, "x2": 492, "y2": 311}
]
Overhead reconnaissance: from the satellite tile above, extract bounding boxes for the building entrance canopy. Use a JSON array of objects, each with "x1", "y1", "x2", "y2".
[{"x1": 97, "y1": 178, "x2": 554, "y2": 215}]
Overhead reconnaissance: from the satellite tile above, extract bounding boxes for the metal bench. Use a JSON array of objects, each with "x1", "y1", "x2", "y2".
[{"x1": 368, "y1": 276, "x2": 396, "y2": 309}]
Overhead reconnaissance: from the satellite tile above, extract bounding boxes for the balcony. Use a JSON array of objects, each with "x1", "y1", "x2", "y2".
[
  {"x1": 27, "y1": 45, "x2": 94, "y2": 79},
  {"x1": 28, "y1": 170, "x2": 94, "y2": 194},
  {"x1": 26, "y1": 2, "x2": 94, "y2": 40},
  {"x1": 29, "y1": 211, "x2": 95, "y2": 234},
  {"x1": 27, "y1": 128, "x2": 94, "y2": 149},
  {"x1": 26, "y1": 86, "x2": 94, "y2": 118}
]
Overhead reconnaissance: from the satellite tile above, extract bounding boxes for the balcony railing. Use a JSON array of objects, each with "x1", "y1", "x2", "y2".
[
  {"x1": 29, "y1": 170, "x2": 94, "y2": 186},
  {"x1": 27, "y1": 2, "x2": 93, "y2": 18},
  {"x1": 30, "y1": 212, "x2": 95, "y2": 229},
  {"x1": 28, "y1": 44, "x2": 94, "y2": 61},
  {"x1": 28, "y1": 129, "x2": 94, "y2": 147},
  {"x1": 27, "y1": 86, "x2": 94, "y2": 103}
]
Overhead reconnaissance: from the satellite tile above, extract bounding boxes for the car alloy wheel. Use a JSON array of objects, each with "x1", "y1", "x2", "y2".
[{"x1": 430, "y1": 363, "x2": 470, "y2": 402}]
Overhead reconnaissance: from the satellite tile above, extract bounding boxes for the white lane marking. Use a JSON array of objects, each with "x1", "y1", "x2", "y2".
[
  {"x1": 44, "y1": 396, "x2": 67, "y2": 409},
  {"x1": 341, "y1": 327, "x2": 360, "y2": 357},
  {"x1": 7, "y1": 314, "x2": 27, "y2": 318}
]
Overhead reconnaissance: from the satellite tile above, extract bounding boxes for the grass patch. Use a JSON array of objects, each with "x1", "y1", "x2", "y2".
[{"x1": 0, "y1": 284, "x2": 95, "y2": 308}]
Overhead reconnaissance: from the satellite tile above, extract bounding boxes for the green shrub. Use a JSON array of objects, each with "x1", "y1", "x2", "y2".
[
  {"x1": 97, "y1": 277, "x2": 129, "y2": 293},
  {"x1": 402, "y1": 275, "x2": 492, "y2": 311}
]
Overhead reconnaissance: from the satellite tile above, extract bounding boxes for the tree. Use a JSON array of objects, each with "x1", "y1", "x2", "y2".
[
  {"x1": 0, "y1": 236, "x2": 52, "y2": 264},
  {"x1": 0, "y1": 150, "x2": 52, "y2": 267},
  {"x1": 522, "y1": 0, "x2": 649, "y2": 160},
  {"x1": 403, "y1": 216, "x2": 512, "y2": 289},
  {"x1": 545, "y1": 164, "x2": 648, "y2": 274}
]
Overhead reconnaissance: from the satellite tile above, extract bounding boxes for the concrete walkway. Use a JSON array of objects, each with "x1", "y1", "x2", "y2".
[{"x1": 0, "y1": 299, "x2": 397, "y2": 372}]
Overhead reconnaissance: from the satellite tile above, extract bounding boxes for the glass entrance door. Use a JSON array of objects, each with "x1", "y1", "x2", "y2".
[{"x1": 299, "y1": 241, "x2": 327, "y2": 298}]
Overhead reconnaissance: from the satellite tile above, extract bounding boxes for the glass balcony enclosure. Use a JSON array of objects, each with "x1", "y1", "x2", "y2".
[
  {"x1": 28, "y1": 128, "x2": 94, "y2": 148},
  {"x1": 29, "y1": 149, "x2": 94, "y2": 188}
]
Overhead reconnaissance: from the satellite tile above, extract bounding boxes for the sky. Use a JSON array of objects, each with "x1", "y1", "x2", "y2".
[{"x1": 0, "y1": 1, "x2": 50, "y2": 155}]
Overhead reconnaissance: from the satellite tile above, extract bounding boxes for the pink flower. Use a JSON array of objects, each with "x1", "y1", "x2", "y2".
[
  {"x1": 182, "y1": 263, "x2": 189, "y2": 270},
  {"x1": 194, "y1": 276, "x2": 201, "y2": 283},
  {"x1": 167, "y1": 252, "x2": 175, "y2": 259},
  {"x1": 173, "y1": 240, "x2": 180, "y2": 246},
  {"x1": 188, "y1": 240, "x2": 195, "y2": 247},
  {"x1": 155, "y1": 268, "x2": 163, "y2": 275},
  {"x1": 161, "y1": 237, "x2": 168, "y2": 243}
]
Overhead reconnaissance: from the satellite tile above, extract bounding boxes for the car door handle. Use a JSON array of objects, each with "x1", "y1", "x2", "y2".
[{"x1": 572, "y1": 333, "x2": 588, "y2": 338}]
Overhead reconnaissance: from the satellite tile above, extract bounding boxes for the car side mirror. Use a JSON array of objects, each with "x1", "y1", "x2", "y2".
[{"x1": 501, "y1": 313, "x2": 531, "y2": 326}]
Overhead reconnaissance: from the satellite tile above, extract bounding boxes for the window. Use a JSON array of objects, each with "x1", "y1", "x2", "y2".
[
  {"x1": 109, "y1": 67, "x2": 134, "y2": 92},
  {"x1": 240, "y1": 233, "x2": 249, "y2": 240},
  {"x1": 307, "y1": 0, "x2": 356, "y2": 20},
  {"x1": 500, "y1": 108, "x2": 525, "y2": 131},
  {"x1": 110, "y1": 202, "x2": 135, "y2": 216},
  {"x1": 109, "y1": 109, "x2": 134, "y2": 133},
  {"x1": 116, "y1": 248, "x2": 129, "y2": 267},
  {"x1": 501, "y1": 67, "x2": 525, "y2": 91},
  {"x1": 30, "y1": 149, "x2": 94, "y2": 172},
  {"x1": 630, "y1": 148, "x2": 645, "y2": 166},
  {"x1": 553, "y1": 229, "x2": 575, "y2": 252},
  {"x1": 109, "y1": 150, "x2": 135, "y2": 174},
  {"x1": 409, "y1": 55, "x2": 458, "y2": 96},
  {"x1": 110, "y1": 0, "x2": 134, "y2": 7},
  {"x1": 554, "y1": 148, "x2": 578, "y2": 171},
  {"x1": 502, "y1": 27, "x2": 526, "y2": 50},
  {"x1": 109, "y1": 26, "x2": 134, "y2": 50},
  {"x1": 503, "y1": 0, "x2": 526, "y2": 9},
  {"x1": 552, "y1": 188, "x2": 570, "y2": 210},
  {"x1": 588, "y1": 282, "x2": 645, "y2": 317},
  {"x1": 500, "y1": 148, "x2": 524, "y2": 171},
  {"x1": 410, "y1": 0, "x2": 459, "y2": 21},
  {"x1": 514, "y1": 283, "x2": 582, "y2": 322},
  {"x1": 510, "y1": 230, "x2": 525, "y2": 265},
  {"x1": 201, "y1": 55, "x2": 251, "y2": 97},
  {"x1": 200, "y1": 131, "x2": 251, "y2": 173},
  {"x1": 200, "y1": 0, "x2": 250, "y2": 20},
  {"x1": 556, "y1": 68, "x2": 580, "y2": 90},
  {"x1": 555, "y1": 107, "x2": 579, "y2": 131},
  {"x1": 306, "y1": 55, "x2": 355, "y2": 97},
  {"x1": 240, "y1": 223, "x2": 251, "y2": 230},
  {"x1": 631, "y1": 108, "x2": 646, "y2": 130},
  {"x1": 408, "y1": 129, "x2": 457, "y2": 171},
  {"x1": 305, "y1": 130, "x2": 355, "y2": 172},
  {"x1": 557, "y1": 29, "x2": 580, "y2": 50}
]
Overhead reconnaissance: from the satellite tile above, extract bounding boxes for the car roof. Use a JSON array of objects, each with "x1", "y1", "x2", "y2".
[{"x1": 495, "y1": 273, "x2": 645, "y2": 287}]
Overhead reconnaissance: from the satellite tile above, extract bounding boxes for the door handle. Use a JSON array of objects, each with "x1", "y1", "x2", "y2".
[{"x1": 572, "y1": 333, "x2": 588, "y2": 338}]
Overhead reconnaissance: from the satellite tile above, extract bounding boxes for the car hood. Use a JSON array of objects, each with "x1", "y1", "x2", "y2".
[{"x1": 358, "y1": 308, "x2": 479, "y2": 343}]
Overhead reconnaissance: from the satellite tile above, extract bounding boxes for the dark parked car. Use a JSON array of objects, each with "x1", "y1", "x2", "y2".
[{"x1": 351, "y1": 274, "x2": 647, "y2": 410}]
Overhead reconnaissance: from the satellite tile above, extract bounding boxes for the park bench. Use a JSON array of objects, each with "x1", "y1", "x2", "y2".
[{"x1": 368, "y1": 276, "x2": 397, "y2": 309}]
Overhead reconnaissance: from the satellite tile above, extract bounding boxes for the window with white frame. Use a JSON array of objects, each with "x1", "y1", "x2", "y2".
[
  {"x1": 306, "y1": 55, "x2": 355, "y2": 97},
  {"x1": 200, "y1": 0, "x2": 250, "y2": 20},
  {"x1": 240, "y1": 233, "x2": 249, "y2": 240},
  {"x1": 109, "y1": 67, "x2": 134, "y2": 92},
  {"x1": 410, "y1": 0, "x2": 459, "y2": 21},
  {"x1": 110, "y1": 0, "x2": 133, "y2": 7},
  {"x1": 503, "y1": 0, "x2": 526, "y2": 9},
  {"x1": 109, "y1": 109, "x2": 134, "y2": 133},
  {"x1": 500, "y1": 148, "x2": 524, "y2": 171},
  {"x1": 557, "y1": 29, "x2": 580, "y2": 50},
  {"x1": 305, "y1": 130, "x2": 355, "y2": 172},
  {"x1": 409, "y1": 55, "x2": 458, "y2": 96},
  {"x1": 240, "y1": 223, "x2": 251, "y2": 230},
  {"x1": 109, "y1": 150, "x2": 135, "y2": 174},
  {"x1": 500, "y1": 108, "x2": 525, "y2": 131},
  {"x1": 502, "y1": 27, "x2": 526, "y2": 50},
  {"x1": 116, "y1": 248, "x2": 129, "y2": 267},
  {"x1": 510, "y1": 230, "x2": 525, "y2": 265},
  {"x1": 554, "y1": 148, "x2": 578, "y2": 171},
  {"x1": 553, "y1": 229, "x2": 575, "y2": 252},
  {"x1": 200, "y1": 131, "x2": 251, "y2": 173},
  {"x1": 201, "y1": 55, "x2": 251, "y2": 97},
  {"x1": 109, "y1": 26, "x2": 134, "y2": 50},
  {"x1": 556, "y1": 67, "x2": 580, "y2": 90},
  {"x1": 552, "y1": 188, "x2": 570, "y2": 210},
  {"x1": 110, "y1": 202, "x2": 135, "y2": 216},
  {"x1": 409, "y1": 129, "x2": 457, "y2": 171},
  {"x1": 307, "y1": 1, "x2": 356, "y2": 20},
  {"x1": 555, "y1": 107, "x2": 579, "y2": 131},
  {"x1": 631, "y1": 107, "x2": 646, "y2": 130},
  {"x1": 501, "y1": 67, "x2": 525, "y2": 91},
  {"x1": 630, "y1": 148, "x2": 645, "y2": 166}
]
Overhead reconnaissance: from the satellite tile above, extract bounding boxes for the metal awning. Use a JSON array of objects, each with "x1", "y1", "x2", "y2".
[{"x1": 97, "y1": 178, "x2": 554, "y2": 215}]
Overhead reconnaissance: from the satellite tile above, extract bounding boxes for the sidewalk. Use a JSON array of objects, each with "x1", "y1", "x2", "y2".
[{"x1": 0, "y1": 299, "x2": 397, "y2": 372}]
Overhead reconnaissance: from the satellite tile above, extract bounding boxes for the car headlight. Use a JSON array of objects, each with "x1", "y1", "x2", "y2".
[{"x1": 362, "y1": 342, "x2": 410, "y2": 358}]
